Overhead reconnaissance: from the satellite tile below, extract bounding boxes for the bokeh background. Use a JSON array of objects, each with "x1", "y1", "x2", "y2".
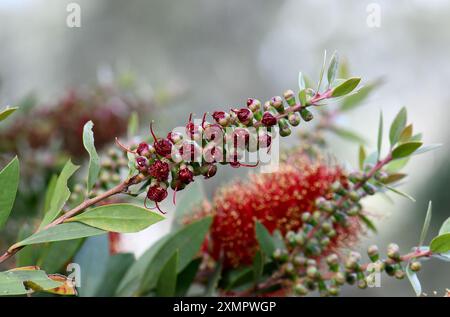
[{"x1": 0, "y1": 0, "x2": 448, "y2": 296}]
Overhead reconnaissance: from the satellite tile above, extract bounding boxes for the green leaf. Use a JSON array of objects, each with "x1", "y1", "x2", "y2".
[
  {"x1": 331, "y1": 77, "x2": 361, "y2": 98},
  {"x1": 95, "y1": 253, "x2": 135, "y2": 297},
  {"x1": 255, "y1": 221, "x2": 276, "y2": 257},
  {"x1": 0, "y1": 106, "x2": 18, "y2": 122},
  {"x1": 386, "y1": 157, "x2": 410, "y2": 173},
  {"x1": 175, "y1": 258, "x2": 202, "y2": 296},
  {"x1": 298, "y1": 72, "x2": 306, "y2": 91},
  {"x1": 127, "y1": 151, "x2": 138, "y2": 178},
  {"x1": 156, "y1": 250, "x2": 179, "y2": 297},
  {"x1": 0, "y1": 157, "x2": 20, "y2": 230},
  {"x1": 389, "y1": 107, "x2": 407, "y2": 147},
  {"x1": 406, "y1": 265, "x2": 422, "y2": 297},
  {"x1": 381, "y1": 173, "x2": 407, "y2": 184},
  {"x1": 115, "y1": 235, "x2": 170, "y2": 296},
  {"x1": 138, "y1": 217, "x2": 212, "y2": 295},
  {"x1": 222, "y1": 266, "x2": 253, "y2": 290},
  {"x1": 327, "y1": 51, "x2": 339, "y2": 87},
  {"x1": 392, "y1": 142, "x2": 422, "y2": 159},
  {"x1": 82, "y1": 121, "x2": 100, "y2": 194},
  {"x1": 317, "y1": 50, "x2": 327, "y2": 91},
  {"x1": 173, "y1": 180, "x2": 205, "y2": 229},
  {"x1": 69, "y1": 203, "x2": 165, "y2": 233},
  {"x1": 380, "y1": 183, "x2": 416, "y2": 202},
  {"x1": 412, "y1": 144, "x2": 442, "y2": 156},
  {"x1": 377, "y1": 111, "x2": 383, "y2": 161},
  {"x1": 419, "y1": 201, "x2": 432, "y2": 247},
  {"x1": 358, "y1": 145, "x2": 366, "y2": 170},
  {"x1": 298, "y1": 89, "x2": 307, "y2": 106},
  {"x1": 330, "y1": 126, "x2": 366, "y2": 144},
  {"x1": 205, "y1": 261, "x2": 222, "y2": 296},
  {"x1": 74, "y1": 235, "x2": 109, "y2": 297},
  {"x1": 0, "y1": 269, "x2": 62, "y2": 295},
  {"x1": 272, "y1": 230, "x2": 287, "y2": 251},
  {"x1": 39, "y1": 160, "x2": 79, "y2": 229},
  {"x1": 13, "y1": 222, "x2": 105, "y2": 249},
  {"x1": 439, "y1": 217, "x2": 450, "y2": 235},
  {"x1": 364, "y1": 151, "x2": 379, "y2": 166},
  {"x1": 340, "y1": 79, "x2": 383, "y2": 111},
  {"x1": 252, "y1": 250, "x2": 264, "y2": 285},
  {"x1": 358, "y1": 214, "x2": 377, "y2": 233},
  {"x1": 430, "y1": 233, "x2": 450, "y2": 253},
  {"x1": 38, "y1": 239, "x2": 84, "y2": 273},
  {"x1": 43, "y1": 175, "x2": 58, "y2": 214},
  {"x1": 399, "y1": 124, "x2": 413, "y2": 143},
  {"x1": 127, "y1": 111, "x2": 139, "y2": 138}
]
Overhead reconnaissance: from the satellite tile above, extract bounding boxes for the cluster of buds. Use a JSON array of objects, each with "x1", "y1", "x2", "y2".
[{"x1": 119, "y1": 87, "x2": 334, "y2": 213}]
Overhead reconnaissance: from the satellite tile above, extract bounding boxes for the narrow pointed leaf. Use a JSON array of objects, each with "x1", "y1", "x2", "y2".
[
  {"x1": 127, "y1": 111, "x2": 139, "y2": 138},
  {"x1": 255, "y1": 221, "x2": 276, "y2": 257},
  {"x1": 327, "y1": 51, "x2": 339, "y2": 87},
  {"x1": 412, "y1": 144, "x2": 442, "y2": 156},
  {"x1": 380, "y1": 183, "x2": 416, "y2": 202},
  {"x1": 406, "y1": 265, "x2": 422, "y2": 297},
  {"x1": 392, "y1": 142, "x2": 422, "y2": 159},
  {"x1": 359, "y1": 145, "x2": 366, "y2": 170},
  {"x1": 330, "y1": 126, "x2": 366, "y2": 144},
  {"x1": 317, "y1": 50, "x2": 327, "y2": 91},
  {"x1": 82, "y1": 121, "x2": 100, "y2": 193},
  {"x1": 439, "y1": 217, "x2": 450, "y2": 235},
  {"x1": 176, "y1": 258, "x2": 202, "y2": 296},
  {"x1": 68, "y1": 203, "x2": 165, "y2": 233},
  {"x1": 430, "y1": 233, "x2": 450, "y2": 253},
  {"x1": 0, "y1": 157, "x2": 20, "y2": 230},
  {"x1": 377, "y1": 111, "x2": 383, "y2": 160},
  {"x1": 419, "y1": 201, "x2": 432, "y2": 247},
  {"x1": 156, "y1": 251, "x2": 179, "y2": 297},
  {"x1": 39, "y1": 160, "x2": 79, "y2": 229},
  {"x1": 13, "y1": 222, "x2": 105, "y2": 249},
  {"x1": 331, "y1": 77, "x2": 361, "y2": 98},
  {"x1": 0, "y1": 106, "x2": 18, "y2": 122},
  {"x1": 340, "y1": 79, "x2": 383, "y2": 111},
  {"x1": 389, "y1": 107, "x2": 407, "y2": 146},
  {"x1": 298, "y1": 72, "x2": 306, "y2": 91}
]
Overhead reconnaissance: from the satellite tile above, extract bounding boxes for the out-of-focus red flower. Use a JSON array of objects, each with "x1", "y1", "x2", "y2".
[{"x1": 196, "y1": 152, "x2": 361, "y2": 268}]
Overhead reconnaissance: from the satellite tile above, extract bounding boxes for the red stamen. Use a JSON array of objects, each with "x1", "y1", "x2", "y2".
[
  {"x1": 155, "y1": 202, "x2": 167, "y2": 214},
  {"x1": 239, "y1": 161, "x2": 260, "y2": 168},
  {"x1": 202, "y1": 112, "x2": 207, "y2": 129},
  {"x1": 115, "y1": 137, "x2": 136, "y2": 153},
  {"x1": 150, "y1": 121, "x2": 158, "y2": 141}
]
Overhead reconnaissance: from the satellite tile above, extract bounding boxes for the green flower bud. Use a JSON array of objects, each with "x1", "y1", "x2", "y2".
[
  {"x1": 300, "y1": 108, "x2": 313, "y2": 122},
  {"x1": 294, "y1": 233, "x2": 305, "y2": 246},
  {"x1": 348, "y1": 172, "x2": 364, "y2": 183},
  {"x1": 320, "y1": 236, "x2": 331, "y2": 247},
  {"x1": 301, "y1": 212, "x2": 311, "y2": 223},
  {"x1": 321, "y1": 221, "x2": 332, "y2": 233},
  {"x1": 385, "y1": 264, "x2": 396, "y2": 276},
  {"x1": 347, "y1": 205, "x2": 360, "y2": 216},
  {"x1": 334, "y1": 272, "x2": 346, "y2": 286},
  {"x1": 285, "y1": 262, "x2": 295, "y2": 275},
  {"x1": 362, "y1": 183, "x2": 376, "y2": 195},
  {"x1": 348, "y1": 190, "x2": 360, "y2": 202},
  {"x1": 367, "y1": 245, "x2": 379, "y2": 262},
  {"x1": 283, "y1": 89, "x2": 296, "y2": 107},
  {"x1": 306, "y1": 259, "x2": 317, "y2": 267},
  {"x1": 394, "y1": 269, "x2": 405, "y2": 280},
  {"x1": 357, "y1": 279, "x2": 367, "y2": 289},
  {"x1": 410, "y1": 261, "x2": 422, "y2": 272},
  {"x1": 270, "y1": 96, "x2": 284, "y2": 113},
  {"x1": 328, "y1": 286, "x2": 339, "y2": 296},
  {"x1": 306, "y1": 266, "x2": 318, "y2": 279},
  {"x1": 294, "y1": 283, "x2": 309, "y2": 296},
  {"x1": 293, "y1": 255, "x2": 306, "y2": 267},
  {"x1": 387, "y1": 243, "x2": 400, "y2": 261},
  {"x1": 345, "y1": 273, "x2": 356, "y2": 285},
  {"x1": 288, "y1": 112, "x2": 301, "y2": 126}
]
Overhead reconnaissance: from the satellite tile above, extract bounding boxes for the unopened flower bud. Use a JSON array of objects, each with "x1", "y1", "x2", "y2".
[
  {"x1": 367, "y1": 245, "x2": 379, "y2": 262},
  {"x1": 306, "y1": 266, "x2": 318, "y2": 279},
  {"x1": 212, "y1": 111, "x2": 230, "y2": 127},
  {"x1": 246, "y1": 98, "x2": 261, "y2": 112},
  {"x1": 288, "y1": 112, "x2": 301, "y2": 126},
  {"x1": 410, "y1": 261, "x2": 422, "y2": 272},
  {"x1": 387, "y1": 243, "x2": 400, "y2": 261},
  {"x1": 261, "y1": 112, "x2": 278, "y2": 127},
  {"x1": 293, "y1": 255, "x2": 306, "y2": 267},
  {"x1": 300, "y1": 108, "x2": 313, "y2": 121},
  {"x1": 395, "y1": 269, "x2": 405, "y2": 280},
  {"x1": 294, "y1": 283, "x2": 308, "y2": 296},
  {"x1": 270, "y1": 96, "x2": 284, "y2": 112},
  {"x1": 283, "y1": 89, "x2": 296, "y2": 106},
  {"x1": 362, "y1": 183, "x2": 376, "y2": 195}
]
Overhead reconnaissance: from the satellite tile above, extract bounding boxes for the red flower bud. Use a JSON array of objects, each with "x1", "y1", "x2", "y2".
[
  {"x1": 178, "y1": 167, "x2": 194, "y2": 184},
  {"x1": 136, "y1": 142, "x2": 150, "y2": 157},
  {"x1": 261, "y1": 112, "x2": 278, "y2": 127},
  {"x1": 154, "y1": 139, "x2": 172, "y2": 158},
  {"x1": 212, "y1": 111, "x2": 229, "y2": 126},
  {"x1": 149, "y1": 160, "x2": 170, "y2": 181},
  {"x1": 136, "y1": 156, "x2": 149, "y2": 172},
  {"x1": 147, "y1": 185, "x2": 168, "y2": 202},
  {"x1": 202, "y1": 163, "x2": 217, "y2": 179},
  {"x1": 233, "y1": 108, "x2": 253, "y2": 125}
]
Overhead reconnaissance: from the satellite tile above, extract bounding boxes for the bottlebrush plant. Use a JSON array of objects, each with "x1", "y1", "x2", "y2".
[{"x1": 0, "y1": 53, "x2": 448, "y2": 297}]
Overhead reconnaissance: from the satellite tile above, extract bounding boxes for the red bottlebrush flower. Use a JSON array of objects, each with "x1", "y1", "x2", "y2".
[
  {"x1": 178, "y1": 166, "x2": 194, "y2": 184},
  {"x1": 198, "y1": 154, "x2": 361, "y2": 268},
  {"x1": 147, "y1": 185, "x2": 168, "y2": 202},
  {"x1": 149, "y1": 160, "x2": 170, "y2": 181},
  {"x1": 261, "y1": 112, "x2": 278, "y2": 127}
]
